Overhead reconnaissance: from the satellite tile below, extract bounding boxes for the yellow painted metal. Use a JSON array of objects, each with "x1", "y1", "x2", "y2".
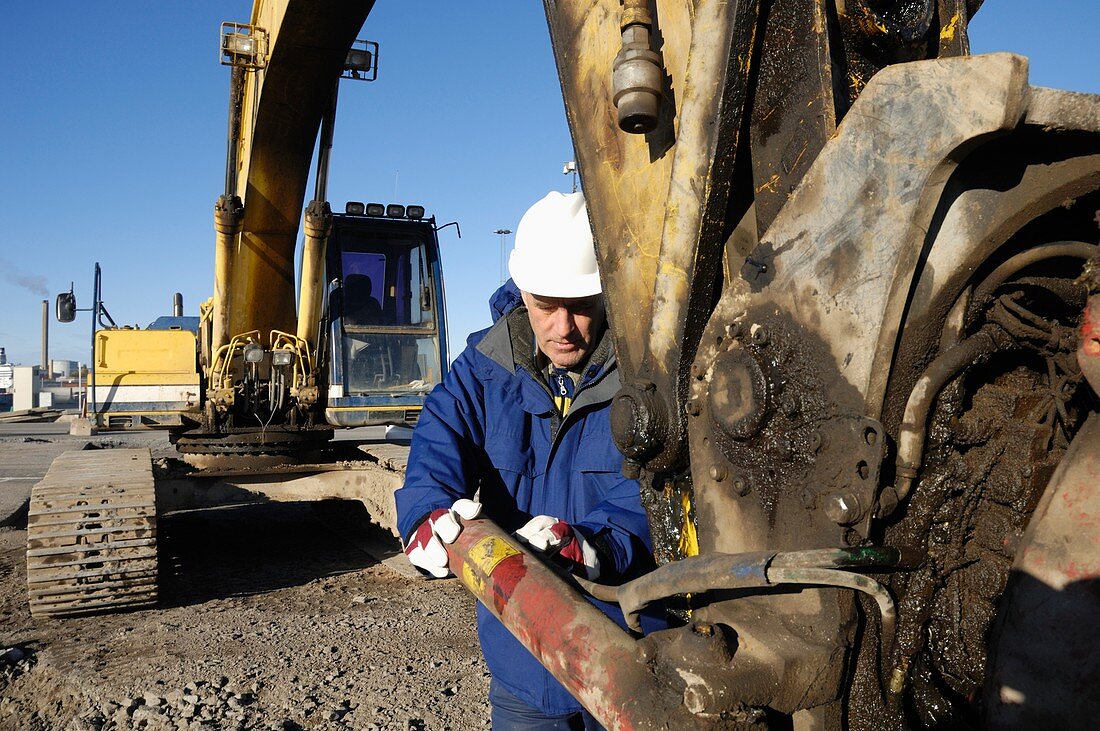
[
  {"x1": 678, "y1": 490, "x2": 699, "y2": 559},
  {"x1": 222, "y1": 0, "x2": 374, "y2": 343},
  {"x1": 296, "y1": 201, "x2": 332, "y2": 350},
  {"x1": 92, "y1": 330, "x2": 200, "y2": 387},
  {"x1": 543, "y1": 0, "x2": 693, "y2": 377}
]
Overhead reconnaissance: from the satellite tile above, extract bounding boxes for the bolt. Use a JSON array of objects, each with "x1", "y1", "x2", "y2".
[
  {"x1": 733, "y1": 477, "x2": 750, "y2": 496},
  {"x1": 709, "y1": 464, "x2": 727, "y2": 482},
  {"x1": 809, "y1": 431, "x2": 824, "y2": 453},
  {"x1": 692, "y1": 621, "x2": 715, "y2": 636},
  {"x1": 750, "y1": 324, "x2": 769, "y2": 346},
  {"x1": 775, "y1": 437, "x2": 793, "y2": 460},
  {"x1": 685, "y1": 399, "x2": 701, "y2": 416},
  {"x1": 863, "y1": 427, "x2": 878, "y2": 446},
  {"x1": 683, "y1": 685, "x2": 706, "y2": 715},
  {"x1": 690, "y1": 363, "x2": 701, "y2": 379},
  {"x1": 824, "y1": 491, "x2": 864, "y2": 525}
]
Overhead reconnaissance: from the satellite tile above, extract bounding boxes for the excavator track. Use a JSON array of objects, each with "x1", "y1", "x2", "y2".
[{"x1": 27, "y1": 448, "x2": 157, "y2": 618}]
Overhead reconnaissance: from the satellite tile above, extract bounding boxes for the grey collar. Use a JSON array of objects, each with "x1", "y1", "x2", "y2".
[{"x1": 476, "y1": 307, "x2": 618, "y2": 405}]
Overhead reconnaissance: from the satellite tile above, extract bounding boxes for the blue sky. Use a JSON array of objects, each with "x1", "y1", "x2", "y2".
[{"x1": 1, "y1": 1, "x2": 1097, "y2": 368}]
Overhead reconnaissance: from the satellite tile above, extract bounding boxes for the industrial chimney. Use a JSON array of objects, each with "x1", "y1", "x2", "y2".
[
  {"x1": 173, "y1": 293, "x2": 184, "y2": 317},
  {"x1": 41, "y1": 299, "x2": 49, "y2": 377}
]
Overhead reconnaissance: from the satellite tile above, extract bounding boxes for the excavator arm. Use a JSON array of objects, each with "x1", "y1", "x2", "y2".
[
  {"x1": 216, "y1": 0, "x2": 375, "y2": 347},
  {"x1": 438, "y1": 2, "x2": 1100, "y2": 727}
]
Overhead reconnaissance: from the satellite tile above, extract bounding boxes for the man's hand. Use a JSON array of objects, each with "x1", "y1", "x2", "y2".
[
  {"x1": 403, "y1": 498, "x2": 482, "y2": 578},
  {"x1": 514, "y1": 515, "x2": 601, "y2": 580}
]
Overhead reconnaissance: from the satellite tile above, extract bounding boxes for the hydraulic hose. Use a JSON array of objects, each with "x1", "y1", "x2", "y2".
[
  {"x1": 879, "y1": 326, "x2": 1013, "y2": 516},
  {"x1": 768, "y1": 567, "x2": 898, "y2": 651},
  {"x1": 968, "y1": 240, "x2": 1096, "y2": 320},
  {"x1": 607, "y1": 547, "x2": 915, "y2": 640}
]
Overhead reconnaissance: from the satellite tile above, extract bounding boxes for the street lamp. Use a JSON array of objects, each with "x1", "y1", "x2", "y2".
[
  {"x1": 563, "y1": 161, "x2": 578, "y2": 193},
  {"x1": 494, "y1": 229, "x2": 513, "y2": 284}
]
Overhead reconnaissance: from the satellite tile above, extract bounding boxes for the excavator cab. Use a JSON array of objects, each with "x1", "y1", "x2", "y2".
[{"x1": 323, "y1": 203, "x2": 448, "y2": 428}]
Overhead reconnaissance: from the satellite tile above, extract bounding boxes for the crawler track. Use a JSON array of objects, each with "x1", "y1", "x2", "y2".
[{"x1": 26, "y1": 448, "x2": 157, "y2": 618}]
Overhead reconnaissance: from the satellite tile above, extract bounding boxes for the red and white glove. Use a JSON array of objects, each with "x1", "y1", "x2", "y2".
[
  {"x1": 514, "y1": 515, "x2": 601, "y2": 580},
  {"x1": 403, "y1": 498, "x2": 482, "y2": 578}
]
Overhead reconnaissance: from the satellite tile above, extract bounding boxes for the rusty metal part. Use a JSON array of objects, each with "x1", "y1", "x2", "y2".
[
  {"x1": 1079, "y1": 293, "x2": 1100, "y2": 393},
  {"x1": 985, "y1": 413, "x2": 1100, "y2": 728},
  {"x1": 26, "y1": 449, "x2": 157, "y2": 618},
  {"x1": 292, "y1": 383, "x2": 320, "y2": 408},
  {"x1": 442, "y1": 517, "x2": 719, "y2": 729}
]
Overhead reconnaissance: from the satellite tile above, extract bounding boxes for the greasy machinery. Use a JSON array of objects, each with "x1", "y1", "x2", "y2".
[
  {"x1": 25, "y1": 0, "x2": 1100, "y2": 728},
  {"x1": 437, "y1": 1, "x2": 1100, "y2": 729}
]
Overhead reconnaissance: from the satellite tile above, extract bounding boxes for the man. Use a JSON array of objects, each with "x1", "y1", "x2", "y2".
[{"x1": 395, "y1": 191, "x2": 663, "y2": 729}]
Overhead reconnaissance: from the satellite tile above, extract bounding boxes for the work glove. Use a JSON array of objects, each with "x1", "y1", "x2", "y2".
[
  {"x1": 514, "y1": 515, "x2": 601, "y2": 580},
  {"x1": 403, "y1": 498, "x2": 482, "y2": 578}
]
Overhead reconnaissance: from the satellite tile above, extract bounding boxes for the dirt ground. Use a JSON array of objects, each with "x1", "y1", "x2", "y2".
[{"x1": 0, "y1": 486, "x2": 491, "y2": 730}]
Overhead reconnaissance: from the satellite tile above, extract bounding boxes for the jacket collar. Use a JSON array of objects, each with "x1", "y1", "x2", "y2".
[{"x1": 476, "y1": 307, "x2": 619, "y2": 411}]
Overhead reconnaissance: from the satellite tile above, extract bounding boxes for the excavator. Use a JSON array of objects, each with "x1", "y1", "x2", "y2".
[
  {"x1": 56, "y1": 9, "x2": 448, "y2": 437},
  {"x1": 27, "y1": 0, "x2": 1100, "y2": 728}
]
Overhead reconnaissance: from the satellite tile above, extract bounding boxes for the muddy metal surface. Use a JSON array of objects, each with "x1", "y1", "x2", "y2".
[{"x1": 0, "y1": 428, "x2": 490, "y2": 731}]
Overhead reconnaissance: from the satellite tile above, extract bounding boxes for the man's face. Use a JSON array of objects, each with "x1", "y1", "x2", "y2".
[{"x1": 521, "y1": 291, "x2": 606, "y2": 370}]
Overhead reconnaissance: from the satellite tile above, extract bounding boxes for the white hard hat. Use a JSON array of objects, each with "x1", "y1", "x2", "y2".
[{"x1": 508, "y1": 191, "x2": 602, "y2": 298}]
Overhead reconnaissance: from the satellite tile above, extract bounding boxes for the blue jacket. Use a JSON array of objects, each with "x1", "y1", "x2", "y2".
[{"x1": 395, "y1": 282, "x2": 663, "y2": 715}]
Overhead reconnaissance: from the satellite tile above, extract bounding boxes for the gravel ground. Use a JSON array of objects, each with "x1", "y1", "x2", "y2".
[{"x1": 0, "y1": 497, "x2": 491, "y2": 730}]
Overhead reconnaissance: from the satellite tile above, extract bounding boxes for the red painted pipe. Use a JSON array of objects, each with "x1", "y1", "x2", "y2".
[{"x1": 445, "y1": 518, "x2": 702, "y2": 730}]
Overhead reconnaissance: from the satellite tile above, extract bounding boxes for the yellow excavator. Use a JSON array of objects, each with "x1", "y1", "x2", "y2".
[
  {"x1": 58, "y1": 2, "x2": 448, "y2": 438},
  {"x1": 29, "y1": 1, "x2": 1100, "y2": 728}
]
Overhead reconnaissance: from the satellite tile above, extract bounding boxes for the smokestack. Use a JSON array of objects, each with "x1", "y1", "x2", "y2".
[
  {"x1": 173, "y1": 292, "x2": 184, "y2": 318},
  {"x1": 41, "y1": 299, "x2": 49, "y2": 376}
]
